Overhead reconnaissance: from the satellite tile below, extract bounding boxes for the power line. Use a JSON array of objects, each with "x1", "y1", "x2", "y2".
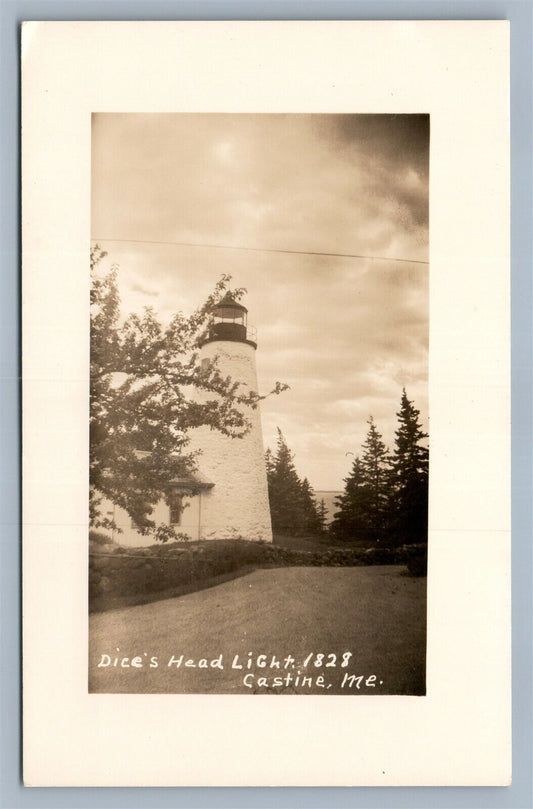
[{"x1": 91, "y1": 236, "x2": 429, "y2": 266}]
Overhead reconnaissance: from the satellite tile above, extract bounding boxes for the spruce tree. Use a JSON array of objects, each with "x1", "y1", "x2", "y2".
[
  {"x1": 360, "y1": 416, "x2": 391, "y2": 541},
  {"x1": 316, "y1": 499, "x2": 328, "y2": 535},
  {"x1": 266, "y1": 430, "x2": 322, "y2": 536},
  {"x1": 300, "y1": 477, "x2": 322, "y2": 535},
  {"x1": 266, "y1": 429, "x2": 306, "y2": 535},
  {"x1": 264, "y1": 447, "x2": 275, "y2": 480},
  {"x1": 330, "y1": 456, "x2": 372, "y2": 542},
  {"x1": 389, "y1": 389, "x2": 429, "y2": 545},
  {"x1": 332, "y1": 419, "x2": 390, "y2": 544}
]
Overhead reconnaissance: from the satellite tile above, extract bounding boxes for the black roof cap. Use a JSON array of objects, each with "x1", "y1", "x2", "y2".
[{"x1": 213, "y1": 291, "x2": 248, "y2": 313}]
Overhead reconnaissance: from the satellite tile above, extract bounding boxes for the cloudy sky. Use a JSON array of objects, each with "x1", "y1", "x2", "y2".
[{"x1": 91, "y1": 113, "x2": 429, "y2": 491}]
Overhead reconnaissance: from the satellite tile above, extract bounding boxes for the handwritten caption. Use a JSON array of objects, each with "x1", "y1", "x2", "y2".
[{"x1": 97, "y1": 649, "x2": 383, "y2": 690}]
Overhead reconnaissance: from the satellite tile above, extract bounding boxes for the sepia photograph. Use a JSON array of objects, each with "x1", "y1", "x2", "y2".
[
  {"x1": 22, "y1": 20, "x2": 512, "y2": 787},
  {"x1": 88, "y1": 113, "x2": 430, "y2": 695}
]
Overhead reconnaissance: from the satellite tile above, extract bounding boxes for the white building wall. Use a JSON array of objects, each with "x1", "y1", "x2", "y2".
[
  {"x1": 187, "y1": 339, "x2": 273, "y2": 542},
  {"x1": 95, "y1": 493, "x2": 202, "y2": 547}
]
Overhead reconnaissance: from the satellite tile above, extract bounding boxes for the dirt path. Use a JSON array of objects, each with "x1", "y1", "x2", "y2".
[{"x1": 89, "y1": 566, "x2": 426, "y2": 695}]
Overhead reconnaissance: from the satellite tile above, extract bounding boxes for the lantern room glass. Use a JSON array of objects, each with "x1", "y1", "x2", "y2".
[{"x1": 213, "y1": 307, "x2": 247, "y2": 326}]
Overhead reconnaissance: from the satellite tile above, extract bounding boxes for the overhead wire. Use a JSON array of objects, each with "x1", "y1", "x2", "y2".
[{"x1": 91, "y1": 236, "x2": 429, "y2": 266}]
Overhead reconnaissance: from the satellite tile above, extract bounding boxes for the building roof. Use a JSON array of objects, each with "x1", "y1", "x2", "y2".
[
  {"x1": 169, "y1": 470, "x2": 215, "y2": 490},
  {"x1": 133, "y1": 450, "x2": 214, "y2": 490},
  {"x1": 213, "y1": 291, "x2": 248, "y2": 313}
]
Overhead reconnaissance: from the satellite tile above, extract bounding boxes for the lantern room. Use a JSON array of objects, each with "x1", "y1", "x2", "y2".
[{"x1": 200, "y1": 291, "x2": 257, "y2": 348}]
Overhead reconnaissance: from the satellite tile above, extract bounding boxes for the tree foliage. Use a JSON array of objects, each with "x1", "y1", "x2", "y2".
[
  {"x1": 330, "y1": 456, "x2": 374, "y2": 542},
  {"x1": 300, "y1": 477, "x2": 323, "y2": 536},
  {"x1": 331, "y1": 393, "x2": 428, "y2": 547},
  {"x1": 316, "y1": 498, "x2": 328, "y2": 535},
  {"x1": 90, "y1": 245, "x2": 287, "y2": 541},
  {"x1": 388, "y1": 389, "x2": 429, "y2": 545},
  {"x1": 265, "y1": 429, "x2": 322, "y2": 536},
  {"x1": 360, "y1": 416, "x2": 391, "y2": 537}
]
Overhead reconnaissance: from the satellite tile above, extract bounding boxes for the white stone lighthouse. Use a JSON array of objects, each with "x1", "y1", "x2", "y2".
[
  {"x1": 95, "y1": 292, "x2": 273, "y2": 546},
  {"x1": 187, "y1": 292, "x2": 273, "y2": 543}
]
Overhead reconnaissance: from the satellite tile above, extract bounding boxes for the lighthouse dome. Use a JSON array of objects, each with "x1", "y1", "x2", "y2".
[{"x1": 201, "y1": 291, "x2": 257, "y2": 348}]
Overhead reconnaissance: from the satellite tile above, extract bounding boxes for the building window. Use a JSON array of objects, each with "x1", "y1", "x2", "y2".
[{"x1": 169, "y1": 491, "x2": 184, "y2": 525}]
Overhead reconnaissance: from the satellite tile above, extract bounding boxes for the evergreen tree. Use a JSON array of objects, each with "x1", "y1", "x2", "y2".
[
  {"x1": 330, "y1": 456, "x2": 373, "y2": 542},
  {"x1": 266, "y1": 429, "x2": 305, "y2": 535},
  {"x1": 331, "y1": 419, "x2": 390, "y2": 544},
  {"x1": 300, "y1": 477, "x2": 322, "y2": 535},
  {"x1": 316, "y1": 499, "x2": 328, "y2": 535},
  {"x1": 330, "y1": 395, "x2": 428, "y2": 548},
  {"x1": 389, "y1": 389, "x2": 429, "y2": 545},
  {"x1": 266, "y1": 430, "x2": 322, "y2": 536},
  {"x1": 264, "y1": 447, "x2": 275, "y2": 479},
  {"x1": 360, "y1": 417, "x2": 391, "y2": 540}
]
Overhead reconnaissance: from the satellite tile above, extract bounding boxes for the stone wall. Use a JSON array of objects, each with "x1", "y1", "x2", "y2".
[{"x1": 89, "y1": 539, "x2": 426, "y2": 608}]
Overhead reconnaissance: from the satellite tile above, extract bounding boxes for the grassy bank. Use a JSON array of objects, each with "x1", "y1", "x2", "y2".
[
  {"x1": 89, "y1": 566, "x2": 427, "y2": 695},
  {"x1": 89, "y1": 532, "x2": 426, "y2": 612}
]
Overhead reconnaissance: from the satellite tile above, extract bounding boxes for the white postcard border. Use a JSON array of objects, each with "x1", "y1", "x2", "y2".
[{"x1": 22, "y1": 21, "x2": 510, "y2": 786}]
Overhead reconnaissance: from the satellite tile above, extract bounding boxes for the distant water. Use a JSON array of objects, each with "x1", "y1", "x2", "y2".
[{"x1": 314, "y1": 491, "x2": 342, "y2": 524}]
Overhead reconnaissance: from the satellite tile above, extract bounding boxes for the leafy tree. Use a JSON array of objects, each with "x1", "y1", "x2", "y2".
[
  {"x1": 388, "y1": 389, "x2": 429, "y2": 545},
  {"x1": 265, "y1": 429, "x2": 322, "y2": 536},
  {"x1": 90, "y1": 245, "x2": 286, "y2": 541}
]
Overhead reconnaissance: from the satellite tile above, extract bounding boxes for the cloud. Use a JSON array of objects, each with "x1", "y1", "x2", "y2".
[
  {"x1": 92, "y1": 113, "x2": 429, "y2": 489},
  {"x1": 131, "y1": 283, "x2": 158, "y2": 297}
]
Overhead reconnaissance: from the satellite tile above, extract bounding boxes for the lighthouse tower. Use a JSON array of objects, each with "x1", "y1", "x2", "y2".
[{"x1": 188, "y1": 292, "x2": 273, "y2": 542}]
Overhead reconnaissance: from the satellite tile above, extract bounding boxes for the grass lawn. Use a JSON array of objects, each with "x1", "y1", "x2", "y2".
[
  {"x1": 273, "y1": 533, "x2": 345, "y2": 551},
  {"x1": 89, "y1": 565, "x2": 258, "y2": 612},
  {"x1": 89, "y1": 565, "x2": 426, "y2": 696}
]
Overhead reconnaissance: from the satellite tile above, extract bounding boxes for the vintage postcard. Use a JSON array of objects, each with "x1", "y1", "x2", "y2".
[{"x1": 23, "y1": 21, "x2": 510, "y2": 786}]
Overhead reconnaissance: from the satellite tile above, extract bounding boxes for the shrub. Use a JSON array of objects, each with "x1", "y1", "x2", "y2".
[
  {"x1": 406, "y1": 548, "x2": 427, "y2": 577},
  {"x1": 154, "y1": 524, "x2": 190, "y2": 544},
  {"x1": 89, "y1": 537, "x2": 428, "y2": 611},
  {"x1": 89, "y1": 530, "x2": 113, "y2": 546}
]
